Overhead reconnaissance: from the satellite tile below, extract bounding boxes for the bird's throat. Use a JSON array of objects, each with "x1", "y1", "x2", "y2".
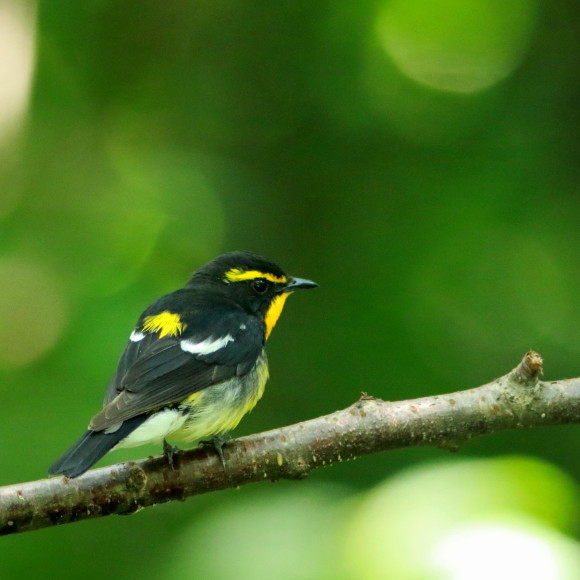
[{"x1": 264, "y1": 292, "x2": 290, "y2": 339}]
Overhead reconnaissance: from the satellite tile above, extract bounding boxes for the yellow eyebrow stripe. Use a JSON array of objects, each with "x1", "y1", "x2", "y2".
[
  {"x1": 142, "y1": 311, "x2": 186, "y2": 337},
  {"x1": 224, "y1": 268, "x2": 287, "y2": 284}
]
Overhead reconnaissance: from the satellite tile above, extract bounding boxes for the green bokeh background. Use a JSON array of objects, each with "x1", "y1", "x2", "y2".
[{"x1": 2, "y1": 0, "x2": 580, "y2": 577}]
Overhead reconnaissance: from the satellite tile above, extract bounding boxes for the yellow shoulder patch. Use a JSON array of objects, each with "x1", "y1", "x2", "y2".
[
  {"x1": 224, "y1": 268, "x2": 287, "y2": 284},
  {"x1": 142, "y1": 311, "x2": 186, "y2": 338}
]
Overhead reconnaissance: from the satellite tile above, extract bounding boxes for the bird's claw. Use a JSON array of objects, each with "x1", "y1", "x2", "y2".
[
  {"x1": 201, "y1": 435, "x2": 230, "y2": 470},
  {"x1": 163, "y1": 440, "x2": 180, "y2": 469}
]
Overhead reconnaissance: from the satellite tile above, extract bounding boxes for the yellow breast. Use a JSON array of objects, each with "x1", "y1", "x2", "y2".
[{"x1": 167, "y1": 353, "x2": 269, "y2": 445}]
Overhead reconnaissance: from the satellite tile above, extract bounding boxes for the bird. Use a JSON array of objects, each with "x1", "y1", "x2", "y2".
[{"x1": 48, "y1": 251, "x2": 317, "y2": 478}]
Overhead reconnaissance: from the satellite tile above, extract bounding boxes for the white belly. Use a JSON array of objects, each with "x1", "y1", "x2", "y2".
[{"x1": 114, "y1": 408, "x2": 187, "y2": 449}]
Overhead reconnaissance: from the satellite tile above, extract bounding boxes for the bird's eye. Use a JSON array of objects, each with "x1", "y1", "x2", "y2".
[{"x1": 251, "y1": 278, "x2": 269, "y2": 294}]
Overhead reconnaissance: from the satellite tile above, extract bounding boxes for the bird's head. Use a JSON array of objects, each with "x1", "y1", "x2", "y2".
[{"x1": 188, "y1": 251, "x2": 317, "y2": 338}]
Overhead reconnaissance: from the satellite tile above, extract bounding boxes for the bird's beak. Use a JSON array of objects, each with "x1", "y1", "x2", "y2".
[{"x1": 283, "y1": 277, "x2": 318, "y2": 292}]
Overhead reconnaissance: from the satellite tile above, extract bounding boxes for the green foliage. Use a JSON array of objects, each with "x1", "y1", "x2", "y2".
[{"x1": 1, "y1": 0, "x2": 580, "y2": 577}]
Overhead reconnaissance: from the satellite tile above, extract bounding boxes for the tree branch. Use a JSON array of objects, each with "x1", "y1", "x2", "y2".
[{"x1": 2, "y1": 351, "x2": 579, "y2": 536}]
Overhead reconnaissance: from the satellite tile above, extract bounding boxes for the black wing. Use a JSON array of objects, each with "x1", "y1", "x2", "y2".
[{"x1": 90, "y1": 309, "x2": 264, "y2": 431}]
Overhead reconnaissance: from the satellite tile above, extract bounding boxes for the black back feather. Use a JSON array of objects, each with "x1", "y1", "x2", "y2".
[{"x1": 90, "y1": 308, "x2": 264, "y2": 431}]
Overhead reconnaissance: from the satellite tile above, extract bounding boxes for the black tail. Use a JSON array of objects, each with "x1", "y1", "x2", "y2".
[{"x1": 48, "y1": 415, "x2": 149, "y2": 478}]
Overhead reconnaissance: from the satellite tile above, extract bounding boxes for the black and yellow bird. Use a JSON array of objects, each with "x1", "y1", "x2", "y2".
[{"x1": 49, "y1": 251, "x2": 317, "y2": 478}]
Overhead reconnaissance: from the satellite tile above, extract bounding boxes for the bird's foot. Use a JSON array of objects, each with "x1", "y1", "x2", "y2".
[
  {"x1": 163, "y1": 440, "x2": 180, "y2": 469},
  {"x1": 201, "y1": 435, "x2": 230, "y2": 470}
]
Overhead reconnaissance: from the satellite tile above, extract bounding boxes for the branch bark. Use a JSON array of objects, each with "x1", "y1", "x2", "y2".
[{"x1": 2, "y1": 351, "x2": 579, "y2": 536}]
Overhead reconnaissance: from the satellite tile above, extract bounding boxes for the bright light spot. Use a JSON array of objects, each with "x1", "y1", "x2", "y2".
[
  {"x1": 0, "y1": 259, "x2": 67, "y2": 369},
  {"x1": 344, "y1": 457, "x2": 578, "y2": 579},
  {"x1": 376, "y1": 0, "x2": 538, "y2": 93},
  {"x1": 0, "y1": 0, "x2": 36, "y2": 142},
  {"x1": 433, "y1": 521, "x2": 580, "y2": 580}
]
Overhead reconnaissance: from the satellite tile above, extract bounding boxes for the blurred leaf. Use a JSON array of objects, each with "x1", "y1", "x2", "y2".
[{"x1": 345, "y1": 456, "x2": 579, "y2": 579}]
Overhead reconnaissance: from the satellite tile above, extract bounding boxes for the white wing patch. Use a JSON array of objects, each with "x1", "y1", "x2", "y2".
[
  {"x1": 180, "y1": 334, "x2": 235, "y2": 355},
  {"x1": 130, "y1": 330, "x2": 145, "y2": 342}
]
